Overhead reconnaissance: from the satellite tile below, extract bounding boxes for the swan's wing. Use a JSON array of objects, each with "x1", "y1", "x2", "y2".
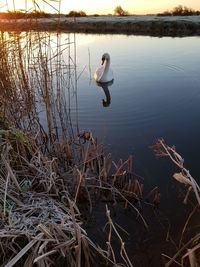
[
  {"x1": 109, "y1": 69, "x2": 114, "y2": 80},
  {"x1": 94, "y1": 65, "x2": 104, "y2": 82},
  {"x1": 108, "y1": 68, "x2": 114, "y2": 81}
]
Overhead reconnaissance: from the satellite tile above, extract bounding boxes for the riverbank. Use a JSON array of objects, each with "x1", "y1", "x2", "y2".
[{"x1": 0, "y1": 15, "x2": 200, "y2": 36}]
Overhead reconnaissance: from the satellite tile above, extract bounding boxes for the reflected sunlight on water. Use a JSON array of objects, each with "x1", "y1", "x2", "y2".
[{"x1": 72, "y1": 34, "x2": 200, "y2": 187}]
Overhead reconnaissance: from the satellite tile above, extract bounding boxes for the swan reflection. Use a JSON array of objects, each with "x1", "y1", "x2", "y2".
[{"x1": 96, "y1": 80, "x2": 113, "y2": 107}]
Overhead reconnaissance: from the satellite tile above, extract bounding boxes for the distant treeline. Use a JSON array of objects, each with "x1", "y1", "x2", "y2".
[
  {"x1": 0, "y1": 10, "x2": 88, "y2": 19},
  {"x1": 66, "y1": 10, "x2": 86, "y2": 17},
  {"x1": 0, "y1": 11, "x2": 53, "y2": 19},
  {"x1": 157, "y1": 5, "x2": 200, "y2": 16},
  {"x1": 1, "y1": 5, "x2": 200, "y2": 20}
]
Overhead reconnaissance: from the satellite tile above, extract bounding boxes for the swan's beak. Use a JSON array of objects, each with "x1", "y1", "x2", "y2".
[{"x1": 101, "y1": 57, "x2": 105, "y2": 65}]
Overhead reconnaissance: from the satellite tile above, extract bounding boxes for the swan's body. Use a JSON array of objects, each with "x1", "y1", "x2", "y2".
[{"x1": 94, "y1": 53, "x2": 114, "y2": 83}]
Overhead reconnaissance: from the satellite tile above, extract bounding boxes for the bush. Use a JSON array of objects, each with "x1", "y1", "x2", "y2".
[
  {"x1": 0, "y1": 11, "x2": 51, "y2": 19},
  {"x1": 67, "y1": 10, "x2": 86, "y2": 17},
  {"x1": 157, "y1": 5, "x2": 199, "y2": 16},
  {"x1": 114, "y1": 6, "x2": 129, "y2": 16}
]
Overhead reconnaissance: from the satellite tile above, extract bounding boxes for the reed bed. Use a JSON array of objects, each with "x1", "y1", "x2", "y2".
[
  {"x1": 0, "y1": 27, "x2": 158, "y2": 266},
  {"x1": 0, "y1": 29, "x2": 98, "y2": 266},
  {"x1": 0, "y1": 121, "x2": 151, "y2": 266},
  {"x1": 0, "y1": 118, "x2": 150, "y2": 266},
  {"x1": 0, "y1": 127, "x2": 113, "y2": 266}
]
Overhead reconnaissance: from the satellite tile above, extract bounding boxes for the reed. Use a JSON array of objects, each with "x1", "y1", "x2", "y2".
[
  {"x1": 0, "y1": 11, "x2": 152, "y2": 265},
  {"x1": 1, "y1": 121, "x2": 160, "y2": 266},
  {"x1": 152, "y1": 139, "x2": 200, "y2": 266},
  {"x1": 0, "y1": 128, "x2": 115, "y2": 266},
  {"x1": 0, "y1": 3, "x2": 105, "y2": 264}
]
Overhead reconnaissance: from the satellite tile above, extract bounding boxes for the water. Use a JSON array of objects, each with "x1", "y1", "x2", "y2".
[
  {"x1": 73, "y1": 34, "x2": 200, "y2": 188},
  {"x1": 71, "y1": 34, "x2": 200, "y2": 261}
]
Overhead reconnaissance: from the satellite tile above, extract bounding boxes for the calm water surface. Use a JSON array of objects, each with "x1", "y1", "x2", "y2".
[{"x1": 70, "y1": 34, "x2": 200, "y2": 191}]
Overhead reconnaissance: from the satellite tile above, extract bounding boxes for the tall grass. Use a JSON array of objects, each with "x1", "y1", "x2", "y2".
[
  {"x1": 0, "y1": 11, "x2": 147, "y2": 265},
  {"x1": 0, "y1": 31, "x2": 78, "y2": 150}
]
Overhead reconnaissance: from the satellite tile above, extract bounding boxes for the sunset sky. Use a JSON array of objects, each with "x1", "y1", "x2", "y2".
[{"x1": 1, "y1": 0, "x2": 200, "y2": 14}]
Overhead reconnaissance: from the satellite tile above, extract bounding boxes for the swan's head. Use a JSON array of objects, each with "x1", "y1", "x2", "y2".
[{"x1": 101, "y1": 53, "x2": 110, "y2": 65}]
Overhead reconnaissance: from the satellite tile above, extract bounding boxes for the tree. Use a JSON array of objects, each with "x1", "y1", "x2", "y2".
[
  {"x1": 172, "y1": 5, "x2": 184, "y2": 15},
  {"x1": 114, "y1": 6, "x2": 129, "y2": 16},
  {"x1": 171, "y1": 5, "x2": 195, "y2": 16},
  {"x1": 182, "y1": 6, "x2": 194, "y2": 15},
  {"x1": 157, "y1": 5, "x2": 197, "y2": 16},
  {"x1": 68, "y1": 10, "x2": 86, "y2": 17}
]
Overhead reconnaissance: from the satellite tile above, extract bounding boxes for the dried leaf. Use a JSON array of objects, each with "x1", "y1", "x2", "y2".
[
  {"x1": 173, "y1": 172, "x2": 192, "y2": 186},
  {"x1": 5, "y1": 233, "x2": 43, "y2": 267}
]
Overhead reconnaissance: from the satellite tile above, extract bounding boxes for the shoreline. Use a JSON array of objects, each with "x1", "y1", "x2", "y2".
[{"x1": 0, "y1": 15, "x2": 200, "y2": 36}]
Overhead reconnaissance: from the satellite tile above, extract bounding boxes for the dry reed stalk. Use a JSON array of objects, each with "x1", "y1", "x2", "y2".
[
  {"x1": 1, "y1": 154, "x2": 21, "y2": 191},
  {"x1": 152, "y1": 139, "x2": 200, "y2": 267},
  {"x1": 3, "y1": 173, "x2": 10, "y2": 216},
  {"x1": 179, "y1": 205, "x2": 198, "y2": 248},
  {"x1": 182, "y1": 244, "x2": 200, "y2": 267},
  {"x1": 163, "y1": 236, "x2": 194, "y2": 267},
  {"x1": 152, "y1": 138, "x2": 200, "y2": 205},
  {"x1": 105, "y1": 205, "x2": 133, "y2": 267},
  {"x1": 162, "y1": 254, "x2": 181, "y2": 266},
  {"x1": 5, "y1": 233, "x2": 44, "y2": 267}
]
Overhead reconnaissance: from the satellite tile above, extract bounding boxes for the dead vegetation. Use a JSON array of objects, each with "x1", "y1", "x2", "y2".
[
  {"x1": 0, "y1": 120, "x2": 152, "y2": 266},
  {"x1": 0, "y1": 29, "x2": 103, "y2": 266},
  {"x1": 152, "y1": 139, "x2": 200, "y2": 266},
  {"x1": 0, "y1": 28, "x2": 160, "y2": 266},
  {"x1": 0, "y1": 127, "x2": 115, "y2": 266}
]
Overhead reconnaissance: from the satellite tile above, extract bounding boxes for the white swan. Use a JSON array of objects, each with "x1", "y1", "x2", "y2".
[{"x1": 94, "y1": 53, "x2": 114, "y2": 83}]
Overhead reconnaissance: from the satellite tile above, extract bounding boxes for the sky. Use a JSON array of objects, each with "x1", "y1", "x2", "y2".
[{"x1": 1, "y1": 0, "x2": 200, "y2": 15}]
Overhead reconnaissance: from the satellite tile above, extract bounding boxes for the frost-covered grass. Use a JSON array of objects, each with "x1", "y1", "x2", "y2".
[
  {"x1": 0, "y1": 15, "x2": 200, "y2": 35},
  {"x1": 74, "y1": 15, "x2": 200, "y2": 24}
]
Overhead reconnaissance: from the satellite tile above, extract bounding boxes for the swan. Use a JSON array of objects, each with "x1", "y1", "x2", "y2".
[{"x1": 94, "y1": 53, "x2": 114, "y2": 83}]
